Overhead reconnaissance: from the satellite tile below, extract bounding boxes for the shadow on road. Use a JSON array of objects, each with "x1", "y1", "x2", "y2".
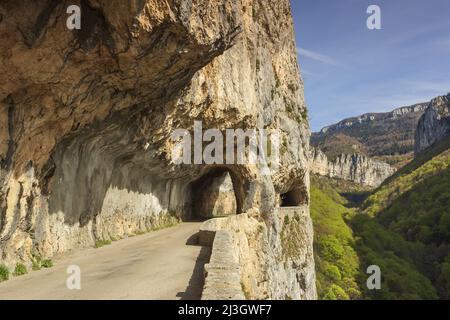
[
  {"x1": 177, "y1": 232, "x2": 211, "y2": 300},
  {"x1": 185, "y1": 232, "x2": 200, "y2": 246}
]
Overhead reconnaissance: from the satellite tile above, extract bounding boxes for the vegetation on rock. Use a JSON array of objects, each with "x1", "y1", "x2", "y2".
[
  {"x1": 311, "y1": 133, "x2": 449, "y2": 299},
  {"x1": 41, "y1": 259, "x2": 53, "y2": 269},
  {"x1": 311, "y1": 103, "x2": 427, "y2": 167},
  {"x1": 310, "y1": 175, "x2": 362, "y2": 300},
  {"x1": 13, "y1": 263, "x2": 28, "y2": 276},
  {"x1": 0, "y1": 265, "x2": 9, "y2": 282}
]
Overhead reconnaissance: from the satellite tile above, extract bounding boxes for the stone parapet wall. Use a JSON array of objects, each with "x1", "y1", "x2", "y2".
[
  {"x1": 199, "y1": 209, "x2": 316, "y2": 300},
  {"x1": 201, "y1": 229, "x2": 245, "y2": 300}
]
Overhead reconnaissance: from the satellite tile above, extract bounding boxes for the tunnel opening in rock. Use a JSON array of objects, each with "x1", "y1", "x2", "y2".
[
  {"x1": 190, "y1": 168, "x2": 242, "y2": 220},
  {"x1": 280, "y1": 190, "x2": 301, "y2": 207},
  {"x1": 43, "y1": 119, "x2": 198, "y2": 246}
]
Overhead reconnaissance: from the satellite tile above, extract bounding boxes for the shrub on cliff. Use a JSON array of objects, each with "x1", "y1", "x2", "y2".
[
  {"x1": 13, "y1": 263, "x2": 28, "y2": 276},
  {"x1": 0, "y1": 265, "x2": 9, "y2": 282}
]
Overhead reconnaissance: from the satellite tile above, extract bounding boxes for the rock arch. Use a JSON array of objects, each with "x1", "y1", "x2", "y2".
[{"x1": 189, "y1": 166, "x2": 246, "y2": 220}]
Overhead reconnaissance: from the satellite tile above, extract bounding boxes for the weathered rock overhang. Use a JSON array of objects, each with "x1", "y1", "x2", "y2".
[
  {"x1": 0, "y1": 0, "x2": 246, "y2": 262},
  {"x1": 0, "y1": 0, "x2": 315, "y2": 299}
]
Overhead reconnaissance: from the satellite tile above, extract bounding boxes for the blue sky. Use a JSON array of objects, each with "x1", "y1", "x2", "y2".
[{"x1": 291, "y1": 0, "x2": 450, "y2": 131}]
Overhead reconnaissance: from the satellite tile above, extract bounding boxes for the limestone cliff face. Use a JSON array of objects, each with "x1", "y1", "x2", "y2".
[
  {"x1": 415, "y1": 94, "x2": 450, "y2": 154},
  {"x1": 311, "y1": 102, "x2": 427, "y2": 160},
  {"x1": 318, "y1": 103, "x2": 428, "y2": 135},
  {"x1": 310, "y1": 148, "x2": 395, "y2": 187},
  {"x1": 0, "y1": 1, "x2": 314, "y2": 299}
]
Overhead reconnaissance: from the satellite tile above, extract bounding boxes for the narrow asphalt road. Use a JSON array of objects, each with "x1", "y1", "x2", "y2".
[{"x1": 0, "y1": 222, "x2": 209, "y2": 300}]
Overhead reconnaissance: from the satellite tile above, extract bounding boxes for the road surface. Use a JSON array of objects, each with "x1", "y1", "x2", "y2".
[{"x1": 0, "y1": 222, "x2": 209, "y2": 300}]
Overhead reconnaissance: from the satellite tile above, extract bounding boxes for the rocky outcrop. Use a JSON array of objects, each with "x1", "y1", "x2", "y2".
[
  {"x1": 311, "y1": 102, "x2": 427, "y2": 160},
  {"x1": 200, "y1": 207, "x2": 316, "y2": 300},
  {"x1": 0, "y1": 0, "x2": 314, "y2": 299},
  {"x1": 415, "y1": 93, "x2": 450, "y2": 154},
  {"x1": 318, "y1": 103, "x2": 428, "y2": 135},
  {"x1": 310, "y1": 148, "x2": 395, "y2": 187}
]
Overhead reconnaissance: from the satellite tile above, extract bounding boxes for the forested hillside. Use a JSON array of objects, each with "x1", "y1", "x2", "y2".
[
  {"x1": 310, "y1": 175, "x2": 361, "y2": 299},
  {"x1": 311, "y1": 136, "x2": 450, "y2": 299}
]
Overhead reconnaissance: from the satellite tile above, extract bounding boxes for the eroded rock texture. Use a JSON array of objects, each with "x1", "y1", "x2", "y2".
[
  {"x1": 200, "y1": 208, "x2": 316, "y2": 300},
  {"x1": 311, "y1": 102, "x2": 428, "y2": 160},
  {"x1": 194, "y1": 171, "x2": 237, "y2": 219},
  {"x1": 415, "y1": 94, "x2": 450, "y2": 154},
  {"x1": 0, "y1": 0, "x2": 314, "y2": 299},
  {"x1": 310, "y1": 148, "x2": 395, "y2": 187}
]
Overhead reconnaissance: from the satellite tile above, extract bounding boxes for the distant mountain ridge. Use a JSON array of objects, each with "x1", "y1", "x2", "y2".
[
  {"x1": 319, "y1": 103, "x2": 428, "y2": 135},
  {"x1": 311, "y1": 101, "x2": 430, "y2": 167}
]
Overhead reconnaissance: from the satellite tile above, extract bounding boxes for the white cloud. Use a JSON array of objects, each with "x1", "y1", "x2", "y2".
[
  {"x1": 297, "y1": 47, "x2": 344, "y2": 67},
  {"x1": 301, "y1": 69, "x2": 318, "y2": 78},
  {"x1": 386, "y1": 19, "x2": 450, "y2": 47}
]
